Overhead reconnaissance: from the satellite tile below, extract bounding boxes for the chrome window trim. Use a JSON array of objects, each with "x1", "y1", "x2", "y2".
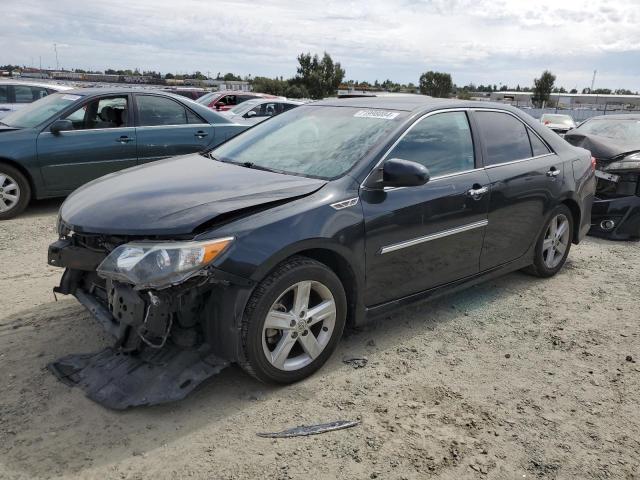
[
  {"x1": 39, "y1": 126, "x2": 135, "y2": 135},
  {"x1": 135, "y1": 123, "x2": 210, "y2": 129},
  {"x1": 483, "y1": 152, "x2": 556, "y2": 169},
  {"x1": 379, "y1": 219, "x2": 489, "y2": 254}
]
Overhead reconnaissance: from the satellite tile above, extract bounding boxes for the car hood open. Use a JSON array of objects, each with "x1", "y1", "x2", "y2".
[
  {"x1": 60, "y1": 154, "x2": 327, "y2": 236},
  {"x1": 564, "y1": 131, "x2": 640, "y2": 161}
]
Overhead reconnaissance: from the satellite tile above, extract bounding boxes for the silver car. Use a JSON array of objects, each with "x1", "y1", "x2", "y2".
[
  {"x1": 0, "y1": 81, "x2": 72, "y2": 119},
  {"x1": 221, "y1": 98, "x2": 304, "y2": 125}
]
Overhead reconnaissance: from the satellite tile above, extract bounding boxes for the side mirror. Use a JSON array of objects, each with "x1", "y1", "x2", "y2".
[
  {"x1": 50, "y1": 119, "x2": 73, "y2": 135},
  {"x1": 382, "y1": 158, "x2": 430, "y2": 188},
  {"x1": 245, "y1": 110, "x2": 257, "y2": 118}
]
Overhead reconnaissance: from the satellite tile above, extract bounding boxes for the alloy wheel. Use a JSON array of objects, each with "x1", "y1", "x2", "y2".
[
  {"x1": 542, "y1": 213, "x2": 570, "y2": 269},
  {"x1": 0, "y1": 173, "x2": 20, "y2": 213},
  {"x1": 262, "y1": 280, "x2": 337, "y2": 371}
]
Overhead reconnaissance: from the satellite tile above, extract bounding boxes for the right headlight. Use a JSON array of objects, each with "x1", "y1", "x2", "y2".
[{"x1": 97, "y1": 237, "x2": 234, "y2": 290}]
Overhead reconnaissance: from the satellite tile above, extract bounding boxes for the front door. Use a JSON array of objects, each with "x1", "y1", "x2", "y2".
[
  {"x1": 471, "y1": 110, "x2": 565, "y2": 270},
  {"x1": 37, "y1": 94, "x2": 137, "y2": 192},
  {"x1": 134, "y1": 94, "x2": 214, "y2": 163},
  {"x1": 362, "y1": 110, "x2": 491, "y2": 307}
]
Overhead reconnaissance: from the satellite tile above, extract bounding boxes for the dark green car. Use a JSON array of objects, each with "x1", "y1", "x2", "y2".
[{"x1": 0, "y1": 88, "x2": 249, "y2": 219}]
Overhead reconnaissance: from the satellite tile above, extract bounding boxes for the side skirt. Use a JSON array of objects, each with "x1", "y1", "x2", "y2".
[{"x1": 362, "y1": 253, "x2": 534, "y2": 322}]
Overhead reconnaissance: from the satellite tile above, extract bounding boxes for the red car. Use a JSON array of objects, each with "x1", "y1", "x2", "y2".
[{"x1": 195, "y1": 90, "x2": 278, "y2": 111}]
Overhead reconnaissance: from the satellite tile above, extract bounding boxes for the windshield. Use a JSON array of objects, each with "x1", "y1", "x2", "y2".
[
  {"x1": 2, "y1": 93, "x2": 82, "y2": 128},
  {"x1": 211, "y1": 105, "x2": 407, "y2": 179},
  {"x1": 195, "y1": 92, "x2": 217, "y2": 105},
  {"x1": 541, "y1": 114, "x2": 575, "y2": 127},
  {"x1": 578, "y1": 118, "x2": 640, "y2": 141},
  {"x1": 229, "y1": 100, "x2": 260, "y2": 115}
]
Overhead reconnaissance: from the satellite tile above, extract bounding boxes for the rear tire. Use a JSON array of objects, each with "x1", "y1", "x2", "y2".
[
  {"x1": 524, "y1": 204, "x2": 573, "y2": 278},
  {"x1": 238, "y1": 256, "x2": 347, "y2": 384},
  {"x1": 0, "y1": 163, "x2": 31, "y2": 220}
]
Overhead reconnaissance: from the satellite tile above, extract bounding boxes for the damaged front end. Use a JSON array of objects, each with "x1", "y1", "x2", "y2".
[
  {"x1": 47, "y1": 231, "x2": 251, "y2": 409},
  {"x1": 591, "y1": 152, "x2": 640, "y2": 240}
]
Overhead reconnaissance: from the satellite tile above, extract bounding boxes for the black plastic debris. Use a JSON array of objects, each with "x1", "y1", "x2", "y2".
[
  {"x1": 48, "y1": 344, "x2": 228, "y2": 410},
  {"x1": 257, "y1": 420, "x2": 359, "y2": 438}
]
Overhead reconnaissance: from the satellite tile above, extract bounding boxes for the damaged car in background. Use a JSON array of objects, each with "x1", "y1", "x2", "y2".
[
  {"x1": 565, "y1": 114, "x2": 640, "y2": 239},
  {"x1": 48, "y1": 97, "x2": 595, "y2": 409}
]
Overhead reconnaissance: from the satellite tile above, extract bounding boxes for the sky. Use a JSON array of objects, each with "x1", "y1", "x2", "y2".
[{"x1": 3, "y1": 0, "x2": 640, "y2": 91}]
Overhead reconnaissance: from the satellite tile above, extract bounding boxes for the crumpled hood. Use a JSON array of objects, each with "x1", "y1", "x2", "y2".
[
  {"x1": 60, "y1": 154, "x2": 326, "y2": 235},
  {"x1": 564, "y1": 131, "x2": 640, "y2": 161}
]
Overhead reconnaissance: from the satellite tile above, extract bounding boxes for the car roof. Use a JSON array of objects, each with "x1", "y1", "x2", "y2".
[{"x1": 0, "y1": 81, "x2": 73, "y2": 90}]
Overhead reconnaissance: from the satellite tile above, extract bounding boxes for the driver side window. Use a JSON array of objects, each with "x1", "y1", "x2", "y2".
[{"x1": 387, "y1": 112, "x2": 475, "y2": 178}]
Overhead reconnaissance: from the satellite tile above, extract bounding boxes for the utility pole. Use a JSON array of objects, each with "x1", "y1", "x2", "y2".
[
  {"x1": 54, "y1": 43, "x2": 59, "y2": 71},
  {"x1": 590, "y1": 70, "x2": 597, "y2": 92}
]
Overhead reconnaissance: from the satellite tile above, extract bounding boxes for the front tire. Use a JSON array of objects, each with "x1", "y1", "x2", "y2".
[
  {"x1": 525, "y1": 204, "x2": 573, "y2": 278},
  {"x1": 239, "y1": 256, "x2": 347, "y2": 384},
  {"x1": 0, "y1": 163, "x2": 31, "y2": 220}
]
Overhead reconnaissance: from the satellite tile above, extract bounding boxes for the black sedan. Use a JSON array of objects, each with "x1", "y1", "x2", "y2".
[
  {"x1": 565, "y1": 114, "x2": 640, "y2": 239},
  {"x1": 47, "y1": 96, "x2": 595, "y2": 408}
]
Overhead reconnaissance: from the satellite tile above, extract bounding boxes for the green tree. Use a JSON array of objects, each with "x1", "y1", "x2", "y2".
[
  {"x1": 418, "y1": 71, "x2": 453, "y2": 98},
  {"x1": 294, "y1": 52, "x2": 345, "y2": 99},
  {"x1": 531, "y1": 70, "x2": 556, "y2": 107}
]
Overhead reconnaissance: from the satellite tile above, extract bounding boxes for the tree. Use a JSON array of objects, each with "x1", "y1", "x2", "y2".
[
  {"x1": 418, "y1": 71, "x2": 453, "y2": 98},
  {"x1": 531, "y1": 70, "x2": 556, "y2": 108},
  {"x1": 294, "y1": 52, "x2": 345, "y2": 99},
  {"x1": 569, "y1": 88, "x2": 578, "y2": 94}
]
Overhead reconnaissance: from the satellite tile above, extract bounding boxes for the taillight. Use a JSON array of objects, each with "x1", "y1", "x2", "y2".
[{"x1": 591, "y1": 156, "x2": 597, "y2": 171}]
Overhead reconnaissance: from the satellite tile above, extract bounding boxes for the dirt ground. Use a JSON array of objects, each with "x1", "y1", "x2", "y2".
[{"x1": 1, "y1": 200, "x2": 639, "y2": 480}]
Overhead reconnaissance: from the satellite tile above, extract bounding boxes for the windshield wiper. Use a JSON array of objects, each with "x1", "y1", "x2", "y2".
[{"x1": 239, "y1": 162, "x2": 281, "y2": 174}]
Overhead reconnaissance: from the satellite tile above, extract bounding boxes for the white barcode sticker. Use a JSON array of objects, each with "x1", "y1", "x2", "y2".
[
  {"x1": 62, "y1": 94, "x2": 82, "y2": 101},
  {"x1": 354, "y1": 110, "x2": 399, "y2": 120}
]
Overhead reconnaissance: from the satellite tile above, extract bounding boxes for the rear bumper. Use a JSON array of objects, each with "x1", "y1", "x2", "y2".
[{"x1": 589, "y1": 195, "x2": 640, "y2": 240}]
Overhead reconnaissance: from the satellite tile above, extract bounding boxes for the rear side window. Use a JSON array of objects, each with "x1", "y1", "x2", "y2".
[
  {"x1": 386, "y1": 111, "x2": 475, "y2": 177},
  {"x1": 137, "y1": 95, "x2": 188, "y2": 126},
  {"x1": 186, "y1": 109, "x2": 204, "y2": 124},
  {"x1": 475, "y1": 111, "x2": 532, "y2": 166},
  {"x1": 14, "y1": 85, "x2": 49, "y2": 103},
  {"x1": 0, "y1": 85, "x2": 8, "y2": 103},
  {"x1": 529, "y1": 131, "x2": 551, "y2": 156}
]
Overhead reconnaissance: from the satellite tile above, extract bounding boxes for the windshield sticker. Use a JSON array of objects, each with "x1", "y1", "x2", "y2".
[
  {"x1": 354, "y1": 110, "x2": 399, "y2": 120},
  {"x1": 61, "y1": 94, "x2": 81, "y2": 101}
]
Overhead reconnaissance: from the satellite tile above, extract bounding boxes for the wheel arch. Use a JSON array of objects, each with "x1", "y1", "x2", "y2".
[
  {"x1": 0, "y1": 157, "x2": 36, "y2": 198},
  {"x1": 561, "y1": 197, "x2": 581, "y2": 244}
]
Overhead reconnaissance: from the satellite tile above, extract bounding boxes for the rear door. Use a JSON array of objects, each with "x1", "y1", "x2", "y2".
[
  {"x1": 134, "y1": 94, "x2": 214, "y2": 164},
  {"x1": 362, "y1": 110, "x2": 491, "y2": 306},
  {"x1": 37, "y1": 94, "x2": 137, "y2": 192},
  {"x1": 471, "y1": 109, "x2": 563, "y2": 270}
]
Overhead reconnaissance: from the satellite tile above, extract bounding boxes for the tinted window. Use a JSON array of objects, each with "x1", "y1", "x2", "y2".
[
  {"x1": 386, "y1": 112, "x2": 475, "y2": 177},
  {"x1": 529, "y1": 131, "x2": 550, "y2": 156},
  {"x1": 64, "y1": 96, "x2": 128, "y2": 130},
  {"x1": 14, "y1": 85, "x2": 49, "y2": 103},
  {"x1": 0, "y1": 85, "x2": 8, "y2": 103},
  {"x1": 282, "y1": 103, "x2": 298, "y2": 112},
  {"x1": 476, "y1": 111, "x2": 532, "y2": 165},
  {"x1": 186, "y1": 109, "x2": 204, "y2": 124},
  {"x1": 137, "y1": 95, "x2": 188, "y2": 126}
]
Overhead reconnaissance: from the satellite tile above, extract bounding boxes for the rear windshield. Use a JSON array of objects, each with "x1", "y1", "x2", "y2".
[
  {"x1": 1, "y1": 93, "x2": 82, "y2": 128},
  {"x1": 541, "y1": 114, "x2": 575, "y2": 126},
  {"x1": 577, "y1": 118, "x2": 640, "y2": 141},
  {"x1": 211, "y1": 105, "x2": 407, "y2": 179}
]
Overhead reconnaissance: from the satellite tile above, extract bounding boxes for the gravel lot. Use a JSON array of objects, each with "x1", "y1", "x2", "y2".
[{"x1": 1, "y1": 201, "x2": 639, "y2": 480}]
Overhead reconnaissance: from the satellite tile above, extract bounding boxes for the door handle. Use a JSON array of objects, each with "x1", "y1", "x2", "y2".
[
  {"x1": 116, "y1": 136, "x2": 134, "y2": 143},
  {"x1": 467, "y1": 185, "x2": 489, "y2": 200},
  {"x1": 546, "y1": 167, "x2": 560, "y2": 177},
  {"x1": 195, "y1": 131, "x2": 208, "y2": 139}
]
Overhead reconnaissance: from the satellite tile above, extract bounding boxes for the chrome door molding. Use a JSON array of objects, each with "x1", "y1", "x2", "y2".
[{"x1": 379, "y1": 219, "x2": 489, "y2": 255}]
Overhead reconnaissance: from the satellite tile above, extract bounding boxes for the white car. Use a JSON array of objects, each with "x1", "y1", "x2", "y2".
[
  {"x1": 0, "y1": 81, "x2": 73, "y2": 119},
  {"x1": 540, "y1": 113, "x2": 577, "y2": 136}
]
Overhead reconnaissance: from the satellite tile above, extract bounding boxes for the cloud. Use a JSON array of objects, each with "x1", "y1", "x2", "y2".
[{"x1": 2, "y1": 0, "x2": 639, "y2": 90}]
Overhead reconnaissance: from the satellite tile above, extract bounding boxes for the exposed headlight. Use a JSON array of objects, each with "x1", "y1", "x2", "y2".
[
  {"x1": 97, "y1": 237, "x2": 233, "y2": 289},
  {"x1": 604, "y1": 152, "x2": 640, "y2": 172}
]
